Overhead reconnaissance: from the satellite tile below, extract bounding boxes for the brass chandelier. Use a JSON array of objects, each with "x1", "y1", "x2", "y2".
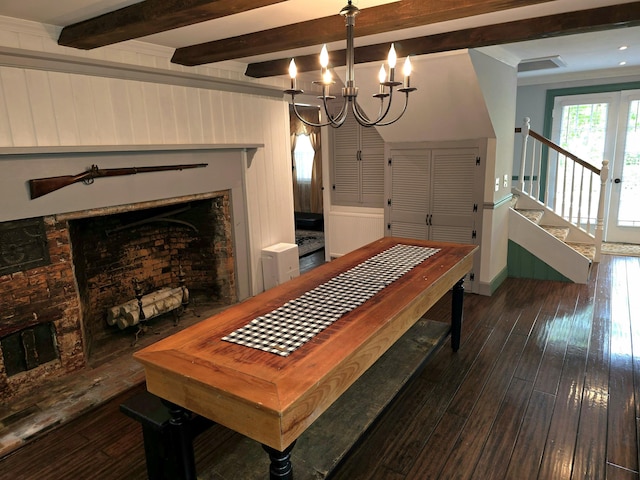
[{"x1": 285, "y1": 1, "x2": 417, "y2": 128}]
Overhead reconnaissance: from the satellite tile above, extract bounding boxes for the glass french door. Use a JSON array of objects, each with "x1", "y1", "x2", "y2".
[
  {"x1": 607, "y1": 91, "x2": 640, "y2": 243},
  {"x1": 551, "y1": 90, "x2": 640, "y2": 244}
]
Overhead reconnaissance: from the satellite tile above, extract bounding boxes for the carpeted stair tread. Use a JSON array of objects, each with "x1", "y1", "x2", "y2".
[
  {"x1": 566, "y1": 242, "x2": 596, "y2": 261},
  {"x1": 541, "y1": 225, "x2": 570, "y2": 241},
  {"x1": 516, "y1": 208, "x2": 545, "y2": 224}
]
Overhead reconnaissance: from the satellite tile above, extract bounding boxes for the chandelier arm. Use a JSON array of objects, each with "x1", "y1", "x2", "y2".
[
  {"x1": 351, "y1": 88, "x2": 395, "y2": 127},
  {"x1": 369, "y1": 92, "x2": 411, "y2": 127},
  {"x1": 352, "y1": 96, "x2": 386, "y2": 127},
  {"x1": 321, "y1": 95, "x2": 350, "y2": 128},
  {"x1": 291, "y1": 100, "x2": 333, "y2": 128},
  {"x1": 350, "y1": 100, "x2": 378, "y2": 127}
]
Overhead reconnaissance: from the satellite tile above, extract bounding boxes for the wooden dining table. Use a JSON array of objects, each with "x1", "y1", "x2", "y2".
[{"x1": 134, "y1": 237, "x2": 477, "y2": 479}]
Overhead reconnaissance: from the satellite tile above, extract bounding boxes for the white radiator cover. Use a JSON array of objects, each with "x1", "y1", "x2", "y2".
[{"x1": 261, "y1": 243, "x2": 300, "y2": 290}]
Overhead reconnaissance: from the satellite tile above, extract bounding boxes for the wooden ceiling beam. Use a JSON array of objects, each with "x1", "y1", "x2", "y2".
[
  {"x1": 245, "y1": 2, "x2": 640, "y2": 78},
  {"x1": 58, "y1": 0, "x2": 290, "y2": 50},
  {"x1": 171, "y1": 0, "x2": 555, "y2": 66}
]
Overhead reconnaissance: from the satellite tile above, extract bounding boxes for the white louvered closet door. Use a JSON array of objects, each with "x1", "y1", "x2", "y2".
[
  {"x1": 430, "y1": 148, "x2": 478, "y2": 244},
  {"x1": 331, "y1": 113, "x2": 385, "y2": 207},
  {"x1": 359, "y1": 125, "x2": 385, "y2": 206},
  {"x1": 386, "y1": 146, "x2": 478, "y2": 243},
  {"x1": 385, "y1": 144, "x2": 481, "y2": 293},
  {"x1": 388, "y1": 149, "x2": 431, "y2": 239},
  {"x1": 332, "y1": 113, "x2": 360, "y2": 205}
]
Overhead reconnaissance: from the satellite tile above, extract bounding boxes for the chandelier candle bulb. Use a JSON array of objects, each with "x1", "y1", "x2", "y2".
[
  {"x1": 388, "y1": 43, "x2": 397, "y2": 68},
  {"x1": 288, "y1": 59, "x2": 297, "y2": 90},
  {"x1": 320, "y1": 44, "x2": 329, "y2": 76},
  {"x1": 403, "y1": 57, "x2": 412, "y2": 88},
  {"x1": 378, "y1": 64, "x2": 386, "y2": 94},
  {"x1": 388, "y1": 43, "x2": 397, "y2": 81}
]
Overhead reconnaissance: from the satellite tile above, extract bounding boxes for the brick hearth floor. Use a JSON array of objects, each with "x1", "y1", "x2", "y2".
[{"x1": 0, "y1": 303, "x2": 229, "y2": 459}]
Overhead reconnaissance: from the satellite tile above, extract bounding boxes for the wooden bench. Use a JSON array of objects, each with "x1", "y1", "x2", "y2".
[{"x1": 122, "y1": 316, "x2": 451, "y2": 479}]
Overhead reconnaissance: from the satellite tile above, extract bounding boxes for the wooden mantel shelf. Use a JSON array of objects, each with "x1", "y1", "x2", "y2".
[
  {"x1": 0, "y1": 143, "x2": 264, "y2": 157},
  {"x1": 134, "y1": 237, "x2": 477, "y2": 453}
]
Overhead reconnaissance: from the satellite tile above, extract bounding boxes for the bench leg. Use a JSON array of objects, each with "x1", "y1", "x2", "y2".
[
  {"x1": 451, "y1": 277, "x2": 464, "y2": 352},
  {"x1": 163, "y1": 400, "x2": 197, "y2": 480},
  {"x1": 262, "y1": 441, "x2": 296, "y2": 480}
]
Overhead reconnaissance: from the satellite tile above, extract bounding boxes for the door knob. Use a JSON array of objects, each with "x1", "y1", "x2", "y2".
[{"x1": 614, "y1": 178, "x2": 621, "y2": 183}]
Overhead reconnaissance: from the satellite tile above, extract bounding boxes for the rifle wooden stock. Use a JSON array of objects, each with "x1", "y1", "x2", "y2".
[{"x1": 28, "y1": 163, "x2": 208, "y2": 199}]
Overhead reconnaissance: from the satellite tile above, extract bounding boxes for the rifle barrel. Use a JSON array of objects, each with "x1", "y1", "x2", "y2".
[
  {"x1": 96, "y1": 163, "x2": 208, "y2": 176},
  {"x1": 28, "y1": 163, "x2": 208, "y2": 199}
]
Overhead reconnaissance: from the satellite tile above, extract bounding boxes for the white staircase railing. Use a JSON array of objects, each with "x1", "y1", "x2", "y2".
[{"x1": 515, "y1": 117, "x2": 609, "y2": 262}]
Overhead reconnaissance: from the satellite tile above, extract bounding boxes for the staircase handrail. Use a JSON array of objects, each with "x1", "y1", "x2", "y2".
[
  {"x1": 515, "y1": 127, "x2": 600, "y2": 175},
  {"x1": 515, "y1": 117, "x2": 609, "y2": 263}
]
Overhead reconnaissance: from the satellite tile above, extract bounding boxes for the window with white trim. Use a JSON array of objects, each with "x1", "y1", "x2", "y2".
[{"x1": 294, "y1": 134, "x2": 315, "y2": 183}]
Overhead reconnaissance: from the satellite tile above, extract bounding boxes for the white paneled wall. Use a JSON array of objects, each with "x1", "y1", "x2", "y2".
[
  {"x1": 0, "y1": 65, "x2": 286, "y2": 148},
  {"x1": 327, "y1": 208, "x2": 385, "y2": 258},
  {"x1": 0, "y1": 16, "x2": 296, "y2": 296}
]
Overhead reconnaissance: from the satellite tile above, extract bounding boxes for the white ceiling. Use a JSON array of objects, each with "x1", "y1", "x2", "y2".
[{"x1": 0, "y1": 0, "x2": 639, "y2": 82}]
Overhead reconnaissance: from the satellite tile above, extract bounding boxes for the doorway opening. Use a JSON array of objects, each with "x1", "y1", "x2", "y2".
[{"x1": 290, "y1": 105, "x2": 325, "y2": 257}]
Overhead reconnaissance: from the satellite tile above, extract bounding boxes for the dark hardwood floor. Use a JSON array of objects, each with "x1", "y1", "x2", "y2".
[
  {"x1": 1, "y1": 253, "x2": 637, "y2": 480},
  {"x1": 299, "y1": 247, "x2": 326, "y2": 274}
]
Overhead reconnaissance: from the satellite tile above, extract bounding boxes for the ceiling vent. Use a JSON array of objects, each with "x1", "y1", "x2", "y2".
[{"x1": 518, "y1": 55, "x2": 567, "y2": 72}]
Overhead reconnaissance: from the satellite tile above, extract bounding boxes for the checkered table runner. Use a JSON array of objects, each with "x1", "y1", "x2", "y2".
[{"x1": 222, "y1": 244, "x2": 440, "y2": 357}]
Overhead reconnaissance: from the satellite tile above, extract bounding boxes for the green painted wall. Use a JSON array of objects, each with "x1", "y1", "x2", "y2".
[{"x1": 507, "y1": 240, "x2": 571, "y2": 282}]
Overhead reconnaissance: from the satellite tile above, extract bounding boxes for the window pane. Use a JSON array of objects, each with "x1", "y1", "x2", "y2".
[
  {"x1": 559, "y1": 103, "x2": 608, "y2": 168},
  {"x1": 555, "y1": 102, "x2": 608, "y2": 226},
  {"x1": 295, "y1": 134, "x2": 315, "y2": 183}
]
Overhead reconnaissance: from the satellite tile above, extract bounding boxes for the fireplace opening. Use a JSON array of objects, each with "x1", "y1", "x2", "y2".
[
  {"x1": 68, "y1": 193, "x2": 236, "y2": 366},
  {"x1": 1, "y1": 322, "x2": 59, "y2": 377}
]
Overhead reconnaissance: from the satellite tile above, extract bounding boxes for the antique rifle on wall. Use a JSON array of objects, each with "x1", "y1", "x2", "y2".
[{"x1": 28, "y1": 163, "x2": 208, "y2": 199}]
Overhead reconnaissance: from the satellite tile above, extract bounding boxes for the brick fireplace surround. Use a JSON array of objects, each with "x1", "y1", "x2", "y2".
[{"x1": 0, "y1": 191, "x2": 239, "y2": 456}]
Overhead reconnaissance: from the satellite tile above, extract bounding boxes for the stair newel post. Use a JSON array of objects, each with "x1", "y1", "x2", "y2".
[
  {"x1": 520, "y1": 117, "x2": 530, "y2": 193},
  {"x1": 595, "y1": 159, "x2": 609, "y2": 262}
]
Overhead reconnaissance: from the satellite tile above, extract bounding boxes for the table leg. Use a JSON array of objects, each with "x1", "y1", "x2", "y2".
[
  {"x1": 162, "y1": 400, "x2": 197, "y2": 480},
  {"x1": 139, "y1": 424, "x2": 169, "y2": 480},
  {"x1": 451, "y1": 277, "x2": 464, "y2": 352},
  {"x1": 262, "y1": 441, "x2": 297, "y2": 480}
]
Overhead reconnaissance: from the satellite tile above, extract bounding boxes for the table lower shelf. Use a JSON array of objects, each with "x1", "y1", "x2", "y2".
[{"x1": 196, "y1": 317, "x2": 450, "y2": 480}]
